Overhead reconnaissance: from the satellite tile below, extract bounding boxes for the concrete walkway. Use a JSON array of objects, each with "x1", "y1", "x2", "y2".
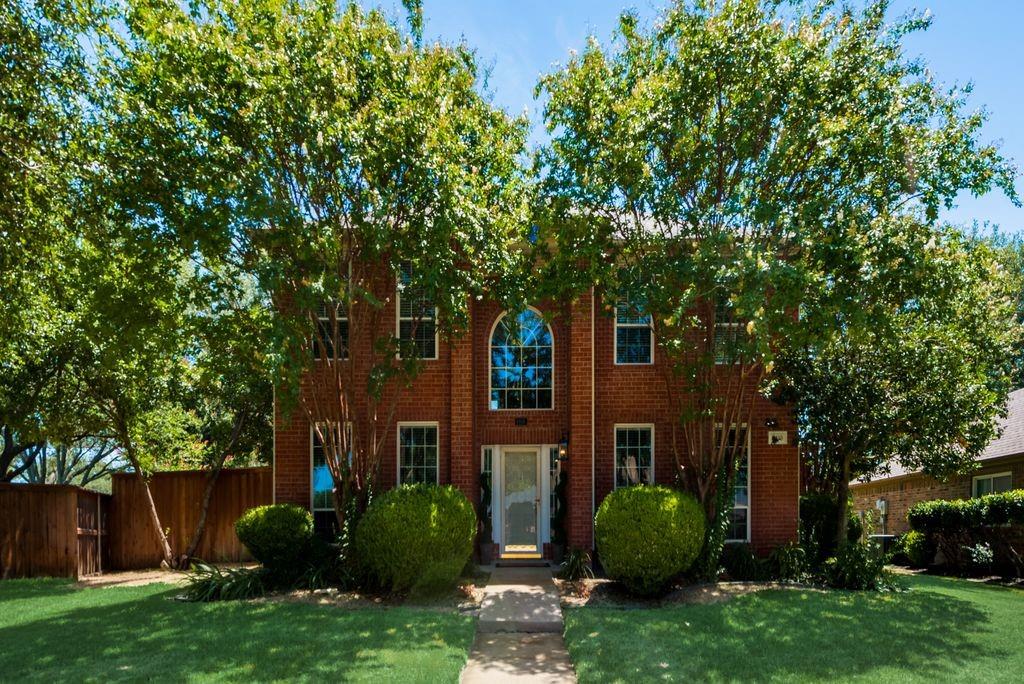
[{"x1": 461, "y1": 566, "x2": 577, "y2": 683}]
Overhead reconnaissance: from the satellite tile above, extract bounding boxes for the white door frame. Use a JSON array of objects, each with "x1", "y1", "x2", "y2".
[{"x1": 487, "y1": 445, "x2": 552, "y2": 555}]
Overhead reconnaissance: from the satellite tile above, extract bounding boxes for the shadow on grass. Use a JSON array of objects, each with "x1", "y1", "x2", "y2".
[
  {"x1": 565, "y1": 583, "x2": 1005, "y2": 682},
  {"x1": 0, "y1": 582, "x2": 475, "y2": 682}
]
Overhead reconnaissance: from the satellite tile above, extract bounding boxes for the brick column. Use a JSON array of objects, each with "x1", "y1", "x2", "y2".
[
  {"x1": 568, "y1": 290, "x2": 595, "y2": 550},
  {"x1": 449, "y1": 303, "x2": 475, "y2": 503}
]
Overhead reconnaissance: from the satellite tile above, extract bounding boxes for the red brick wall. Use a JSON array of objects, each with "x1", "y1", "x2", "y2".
[
  {"x1": 851, "y1": 457, "x2": 1024, "y2": 535},
  {"x1": 274, "y1": 288, "x2": 799, "y2": 553}
]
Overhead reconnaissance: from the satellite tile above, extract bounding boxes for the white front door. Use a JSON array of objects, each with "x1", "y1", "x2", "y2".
[{"x1": 501, "y1": 447, "x2": 541, "y2": 555}]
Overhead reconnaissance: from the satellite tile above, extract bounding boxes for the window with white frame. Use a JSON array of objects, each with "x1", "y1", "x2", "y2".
[
  {"x1": 398, "y1": 423, "x2": 439, "y2": 484},
  {"x1": 311, "y1": 423, "x2": 350, "y2": 538},
  {"x1": 397, "y1": 262, "x2": 437, "y2": 359},
  {"x1": 713, "y1": 298, "x2": 743, "y2": 364},
  {"x1": 973, "y1": 472, "x2": 1012, "y2": 497},
  {"x1": 490, "y1": 309, "x2": 554, "y2": 410},
  {"x1": 720, "y1": 426, "x2": 750, "y2": 542},
  {"x1": 313, "y1": 301, "x2": 348, "y2": 359},
  {"x1": 615, "y1": 292, "x2": 653, "y2": 364},
  {"x1": 614, "y1": 425, "x2": 654, "y2": 488}
]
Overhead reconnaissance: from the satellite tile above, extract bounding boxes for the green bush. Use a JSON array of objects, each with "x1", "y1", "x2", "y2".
[
  {"x1": 799, "y1": 492, "x2": 863, "y2": 567},
  {"x1": 907, "y1": 491, "x2": 1024, "y2": 575},
  {"x1": 235, "y1": 504, "x2": 314, "y2": 573},
  {"x1": 768, "y1": 542, "x2": 806, "y2": 581},
  {"x1": 820, "y1": 542, "x2": 895, "y2": 591},
  {"x1": 180, "y1": 562, "x2": 267, "y2": 602},
  {"x1": 720, "y1": 543, "x2": 767, "y2": 581},
  {"x1": 557, "y1": 548, "x2": 594, "y2": 581},
  {"x1": 594, "y1": 485, "x2": 704, "y2": 596},
  {"x1": 355, "y1": 484, "x2": 475, "y2": 595},
  {"x1": 895, "y1": 530, "x2": 932, "y2": 569}
]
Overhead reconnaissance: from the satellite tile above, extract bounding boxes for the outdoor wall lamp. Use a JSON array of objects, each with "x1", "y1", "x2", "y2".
[
  {"x1": 764, "y1": 417, "x2": 779, "y2": 428},
  {"x1": 558, "y1": 434, "x2": 569, "y2": 461}
]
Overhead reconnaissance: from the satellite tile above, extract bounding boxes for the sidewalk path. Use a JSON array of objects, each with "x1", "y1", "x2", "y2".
[{"x1": 461, "y1": 566, "x2": 577, "y2": 683}]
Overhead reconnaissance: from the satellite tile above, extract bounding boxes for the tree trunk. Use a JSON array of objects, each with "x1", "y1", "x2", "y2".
[
  {"x1": 835, "y1": 453, "x2": 853, "y2": 551},
  {"x1": 122, "y1": 442, "x2": 175, "y2": 568},
  {"x1": 180, "y1": 462, "x2": 224, "y2": 567},
  {"x1": 180, "y1": 413, "x2": 246, "y2": 567}
]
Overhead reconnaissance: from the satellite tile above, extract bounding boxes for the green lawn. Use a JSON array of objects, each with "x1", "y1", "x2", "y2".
[
  {"x1": 0, "y1": 579, "x2": 475, "y2": 682},
  {"x1": 564, "y1": 575, "x2": 1024, "y2": 683}
]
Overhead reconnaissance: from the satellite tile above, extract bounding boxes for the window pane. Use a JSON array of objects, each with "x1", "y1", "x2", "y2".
[
  {"x1": 490, "y1": 310, "x2": 553, "y2": 409},
  {"x1": 616, "y1": 326, "x2": 651, "y2": 364},
  {"x1": 728, "y1": 508, "x2": 748, "y2": 541},
  {"x1": 398, "y1": 425, "x2": 438, "y2": 484},
  {"x1": 993, "y1": 475, "x2": 1013, "y2": 493},
  {"x1": 614, "y1": 428, "x2": 652, "y2": 488}
]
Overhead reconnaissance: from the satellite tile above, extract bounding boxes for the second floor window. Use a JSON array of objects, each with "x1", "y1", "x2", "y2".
[
  {"x1": 713, "y1": 298, "x2": 743, "y2": 364},
  {"x1": 314, "y1": 302, "x2": 348, "y2": 359},
  {"x1": 490, "y1": 309, "x2": 553, "y2": 410},
  {"x1": 397, "y1": 263, "x2": 438, "y2": 359},
  {"x1": 615, "y1": 292, "x2": 653, "y2": 364}
]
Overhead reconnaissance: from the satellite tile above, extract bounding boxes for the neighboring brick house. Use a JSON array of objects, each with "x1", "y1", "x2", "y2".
[
  {"x1": 852, "y1": 388, "x2": 1024, "y2": 535},
  {"x1": 273, "y1": 288, "x2": 800, "y2": 559}
]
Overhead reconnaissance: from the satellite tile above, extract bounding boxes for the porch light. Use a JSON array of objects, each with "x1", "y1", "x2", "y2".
[
  {"x1": 764, "y1": 417, "x2": 779, "y2": 428},
  {"x1": 558, "y1": 435, "x2": 569, "y2": 461}
]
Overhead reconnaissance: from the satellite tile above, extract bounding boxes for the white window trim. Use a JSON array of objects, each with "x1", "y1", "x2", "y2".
[
  {"x1": 721, "y1": 424, "x2": 751, "y2": 543},
  {"x1": 310, "y1": 422, "x2": 351, "y2": 513},
  {"x1": 613, "y1": 423, "x2": 655, "y2": 488},
  {"x1": 972, "y1": 471, "x2": 1013, "y2": 498},
  {"x1": 487, "y1": 306, "x2": 556, "y2": 412},
  {"x1": 396, "y1": 421, "x2": 440, "y2": 485},
  {"x1": 613, "y1": 297, "x2": 654, "y2": 366},
  {"x1": 395, "y1": 269, "x2": 439, "y2": 361}
]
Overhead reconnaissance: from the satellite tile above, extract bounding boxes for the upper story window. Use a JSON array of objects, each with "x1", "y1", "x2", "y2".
[
  {"x1": 714, "y1": 298, "x2": 743, "y2": 364},
  {"x1": 397, "y1": 263, "x2": 438, "y2": 359},
  {"x1": 490, "y1": 308, "x2": 553, "y2": 410},
  {"x1": 615, "y1": 292, "x2": 653, "y2": 364},
  {"x1": 313, "y1": 302, "x2": 348, "y2": 360}
]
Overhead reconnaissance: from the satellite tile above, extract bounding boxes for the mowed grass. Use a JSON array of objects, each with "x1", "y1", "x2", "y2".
[
  {"x1": 564, "y1": 574, "x2": 1024, "y2": 683},
  {"x1": 0, "y1": 579, "x2": 475, "y2": 682}
]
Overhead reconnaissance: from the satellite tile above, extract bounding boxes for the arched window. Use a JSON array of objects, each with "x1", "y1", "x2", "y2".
[{"x1": 490, "y1": 309, "x2": 553, "y2": 410}]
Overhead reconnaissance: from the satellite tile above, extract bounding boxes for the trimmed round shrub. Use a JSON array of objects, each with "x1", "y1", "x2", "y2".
[
  {"x1": 235, "y1": 504, "x2": 314, "y2": 572},
  {"x1": 595, "y1": 485, "x2": 704, "y2": 596},
  {"x1": 355, "y1": 484, "x2": 475, "y2": 595}
]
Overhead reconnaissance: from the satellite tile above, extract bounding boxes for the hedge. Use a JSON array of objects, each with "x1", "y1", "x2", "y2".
[{"x1": 907, "y1": 489, "x2": 1024, "y2": 576}]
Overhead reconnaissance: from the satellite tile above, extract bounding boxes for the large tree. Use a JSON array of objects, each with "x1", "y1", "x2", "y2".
[
  {"x1": 536, "y1": 0, "x2": 1016, "y2": 573},
  {"x1": 104, "y1": 0, "x2": 532, "y2": 536},
  {"x1": 783, "y1": 222, "x2": 1019, "y2": 548},
  {"x1": 0, "y1": 0, "x2": 101, "y2": 476}
]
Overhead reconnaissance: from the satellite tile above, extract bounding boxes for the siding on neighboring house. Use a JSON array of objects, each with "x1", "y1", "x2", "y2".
[{"x1": 274, "y1": 289, "x2": 801, "y2": 555}]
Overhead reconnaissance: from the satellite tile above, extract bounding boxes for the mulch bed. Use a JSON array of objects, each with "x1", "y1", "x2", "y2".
[{"x1": 555, "y1": 576, "x2": 819, "y2": 608}]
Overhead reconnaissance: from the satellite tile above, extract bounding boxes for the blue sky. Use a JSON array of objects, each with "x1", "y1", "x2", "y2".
[{"x1": 370, "y1": 1, "x2": 1024, "y2": 234}]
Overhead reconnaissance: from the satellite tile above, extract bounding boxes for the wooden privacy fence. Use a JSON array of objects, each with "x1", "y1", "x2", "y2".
[
  {"x1": 0, "y1": 484, "x2": 110, "y2": 580},
  {"x1": 109, "y1": 467, "x2": 271, "y2": 569}
]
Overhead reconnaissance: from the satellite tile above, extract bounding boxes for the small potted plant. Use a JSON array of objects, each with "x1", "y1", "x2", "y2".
[
  {"x1": 550, "y1": 470, "x2": 568, "y2": 564},
  {"x1": 478, "y1": 472, "x2": 494, "y2": 564}
]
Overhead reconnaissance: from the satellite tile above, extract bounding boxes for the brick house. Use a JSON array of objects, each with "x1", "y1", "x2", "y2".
[
  {"x1": 273, "y1": 288, "x2": 800, "y2": 559},
  {"x1": 852, "y1": 388, "x2": 1024, "y2": 535}
]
